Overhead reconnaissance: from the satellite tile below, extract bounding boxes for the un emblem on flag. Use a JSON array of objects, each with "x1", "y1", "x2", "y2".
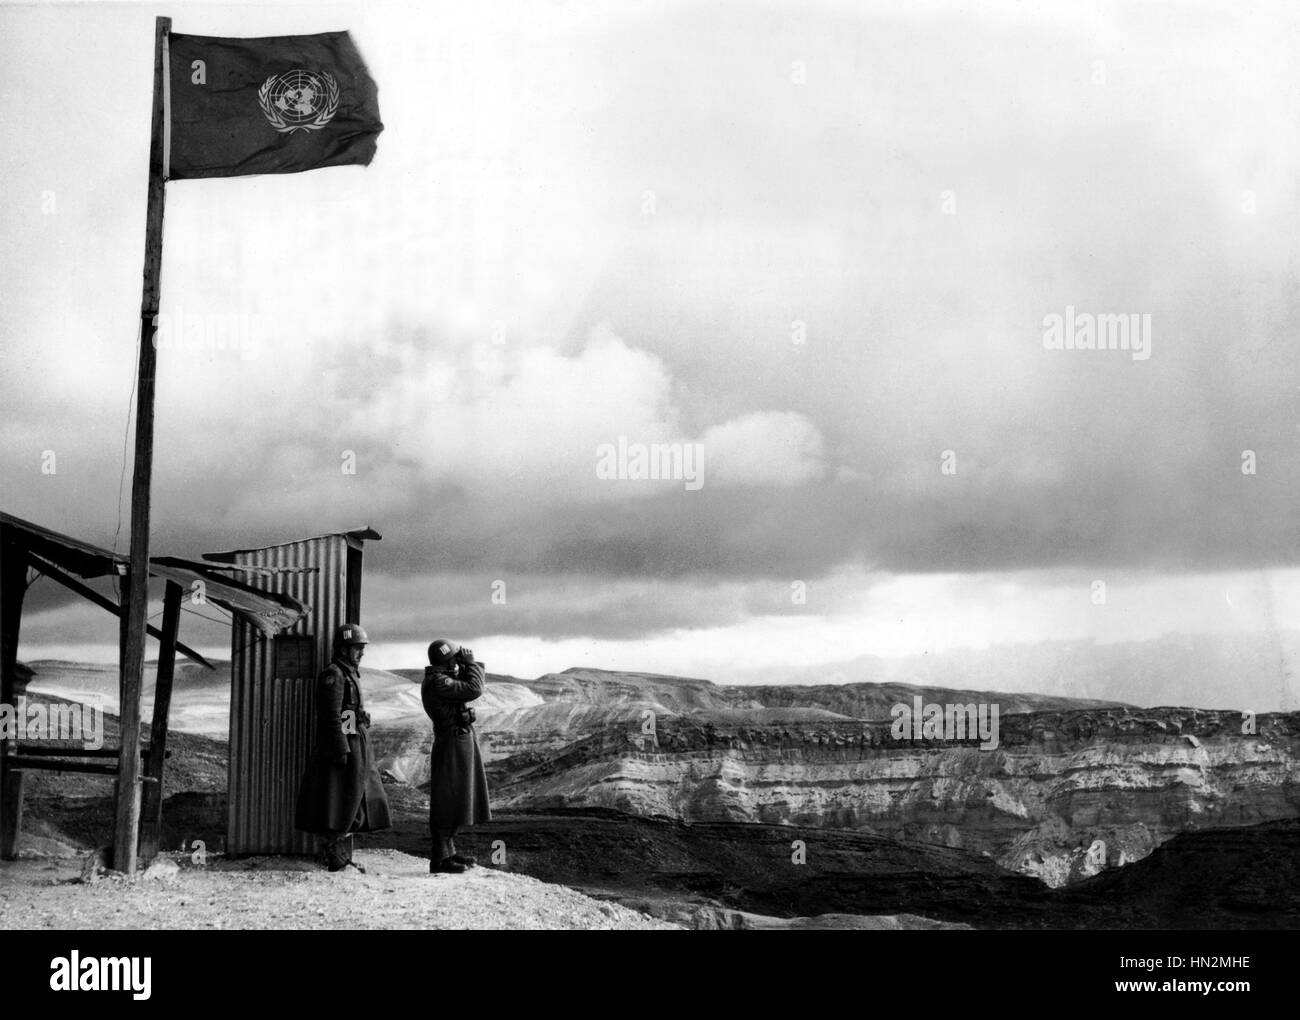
[{"x1": 257, "y1": 69, "x2": 340, "y2": 134}]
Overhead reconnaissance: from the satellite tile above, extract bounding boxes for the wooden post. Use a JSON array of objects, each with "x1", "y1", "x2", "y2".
[
  {"x1": 115, "y1": 14, "x2": 171, "y2": 876},
  {"x1": 118, "y1": 572, "x2": 131, "y2": 698},
  {"x1": 139, "y1": 580, "x2": 181, "y2": 862},
  {"x1": 1, "y1": 542, "x2": 28, "y2": 859}
]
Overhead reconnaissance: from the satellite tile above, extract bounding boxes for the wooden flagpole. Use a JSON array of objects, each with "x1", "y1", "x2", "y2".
[
  {"x1": 139, "y1": 580, "x2": 182, "y2": 862},
  {"x1": 115, "y1": 14, "x2": 171, "y2": 875}
]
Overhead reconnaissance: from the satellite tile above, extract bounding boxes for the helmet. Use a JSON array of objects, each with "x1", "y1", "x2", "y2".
[
  {"x1": 427, "y1": 638, "x2": 459, "y2": 667},
  {"x1": 334, "y1": 623, "x2": 369, "y2": 651}
]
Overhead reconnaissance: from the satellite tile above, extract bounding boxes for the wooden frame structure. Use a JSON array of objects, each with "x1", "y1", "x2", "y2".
[{"x1": 0, "y1": 511, "x2": 308, "y2": 863}]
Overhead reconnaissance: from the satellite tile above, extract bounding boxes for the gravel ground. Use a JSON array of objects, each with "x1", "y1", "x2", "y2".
[{"x1": 0, "y1": 849, "x2": 682, "y2": 930}]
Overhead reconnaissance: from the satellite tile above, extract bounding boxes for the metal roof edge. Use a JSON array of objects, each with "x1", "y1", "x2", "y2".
[{"x1": 203, "y1": 525, "x2": 382, "y2": 562}]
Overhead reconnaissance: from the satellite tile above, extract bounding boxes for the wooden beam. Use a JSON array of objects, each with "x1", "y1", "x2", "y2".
[
  {"x1": 115, "y1": 14, "x2": 171, "y2": 876},
  {"x1": 26, "y1": 553, "x2": 213, "y2": 669},
  {"x1": 139, "y1": 580, "x2": 181, "y2": 861},
  {"x1": 6, "y1": 758, "x2": 163, "y2": 778},
  {"x1": 1, "y1": 541, "x2": 27, "y2": 859},
  {"x1": 15, "y1": 746, "x2": 166, "y2": 759}
]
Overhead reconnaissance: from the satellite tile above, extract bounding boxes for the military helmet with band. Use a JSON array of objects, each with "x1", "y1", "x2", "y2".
[
  {"x1": 335, "y1": 622, "x2": 370, "y2": 648},
  {"x1": 428, "y1": 639, "x2": 459, "y2": 667}
]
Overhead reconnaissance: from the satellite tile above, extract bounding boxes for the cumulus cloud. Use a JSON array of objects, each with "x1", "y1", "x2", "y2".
[
  {"x1": 205, "y1": 322, "x2": 834, "y2": 519},
  {"x1": 698, "y1": 411, "x2": 825, "y2": 488},
  {"x1": 345, "y1": 324, "x2": 687, "y2": 500}
]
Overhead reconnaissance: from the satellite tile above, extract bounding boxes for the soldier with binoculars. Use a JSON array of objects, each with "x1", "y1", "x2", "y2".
[{"x1": 421, "y1": 639, "x2": 491, "y2": 874}]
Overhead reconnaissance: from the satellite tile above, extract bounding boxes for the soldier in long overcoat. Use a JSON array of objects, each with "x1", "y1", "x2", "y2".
[
  {"x1": 295, "y1": 622, "x2": 392, "y2": 871},
  {"x1": 421, "y1": 639, "x2": 491, "y2": 873}
]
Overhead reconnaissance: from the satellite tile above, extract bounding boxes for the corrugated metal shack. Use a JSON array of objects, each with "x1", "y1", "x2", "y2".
[{"x1": 204, "y1": 527, "x2": 381, "y2": 855}]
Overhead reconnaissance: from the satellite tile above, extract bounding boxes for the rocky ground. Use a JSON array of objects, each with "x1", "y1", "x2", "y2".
[{"x1": 0, "y1": 849, "x2": 681, "y2": 930}]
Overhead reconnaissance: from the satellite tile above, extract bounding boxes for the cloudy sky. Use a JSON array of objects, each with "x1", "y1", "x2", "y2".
[{"x1": 2, "y1": 1, "x2": 1298, "y2": 705}]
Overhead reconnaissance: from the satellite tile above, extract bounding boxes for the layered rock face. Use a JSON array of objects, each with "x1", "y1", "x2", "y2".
[
  {"x1": 369, "y1": 667, "x2": 1300, "y2": 887},
  {"x1": 488, "y1": 708, "x2": 1300, "y2": 886}
]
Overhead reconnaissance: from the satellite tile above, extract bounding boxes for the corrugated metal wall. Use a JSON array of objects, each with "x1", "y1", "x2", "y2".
[{"x1": 225, "y1": 535, "x2": 349, "y2": 855}]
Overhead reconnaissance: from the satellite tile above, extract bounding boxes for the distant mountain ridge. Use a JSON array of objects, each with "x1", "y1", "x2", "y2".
[
  {"x1": 773, "y1": 631, "x2": 1300, "y2": 714},
  {"x1": 393, "y1": 664, "x2": 1125, "y2": 717},
  {"x1": 23, "y1": 657, "x2": 1127, "y2": 747}
]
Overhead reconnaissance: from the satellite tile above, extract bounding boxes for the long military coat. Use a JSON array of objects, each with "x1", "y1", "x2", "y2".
[
  {"x1": 421, "y1": 660, "x2": 492, "y2": 833},
  {"x1": 295, "y1": 656, "x2": 392, "y2": 835}
]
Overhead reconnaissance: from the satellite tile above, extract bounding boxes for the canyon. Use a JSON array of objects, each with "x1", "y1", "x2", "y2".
[
  {"x1": 372, "y1": 667, "x2": 1300, "y2": 887},
  {"x1": 21, "y1": 660, "x2": 1300, "y2": 890}
]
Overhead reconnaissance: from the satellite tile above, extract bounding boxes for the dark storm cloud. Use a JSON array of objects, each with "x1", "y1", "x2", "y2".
[{"x1": 4, "y1": 2, "x2": 1299, "y2": 655}]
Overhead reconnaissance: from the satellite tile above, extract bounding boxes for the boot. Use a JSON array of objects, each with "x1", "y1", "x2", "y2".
[
  {"x1": 431, "y1": 856, "x2": 467, "y2": 874},
  {"x1": 324, "y1": 834, "x2": 352, "y2": 872}
]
